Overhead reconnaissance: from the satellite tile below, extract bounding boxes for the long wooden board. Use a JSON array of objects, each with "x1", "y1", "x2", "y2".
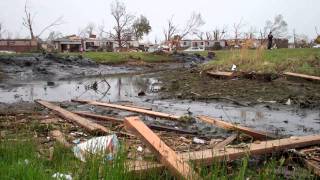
[
  {"x1": 284, "y1": 72, "x2": 320, "y2": 81},
  {"x1": 75, "y1": 111, "x2": 197, "y2": 135},
  {"x1": 207, "y1": 71, "x2": 234, "y2": 79},
  {"x1": 124, "y1": 116, "x2": 200, "y2": 179},
  {"x1": 197, "y1": 116, "x2": 275, "y2": 140},
  {"x1": 128, "y1": 134, "x2": 320, "y2": 173},
  {"x1": 36, "y1": 100, "x2": 112, "y2": 134},
  {"x1": 72, "y1": 99, "x2": 181, "y2": 121}
]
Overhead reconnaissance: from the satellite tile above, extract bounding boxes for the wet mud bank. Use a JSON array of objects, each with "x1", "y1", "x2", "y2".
[
  {"x1": 0, "y1": 53, "x2": 183, "y2": 83},
  {"x1": 158, "y1": 68, "x2": 320, "y2": 109}
]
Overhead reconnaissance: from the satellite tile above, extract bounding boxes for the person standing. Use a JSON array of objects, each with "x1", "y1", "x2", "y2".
[{"x1": 267, "y1": 32, "x2": 273, "y2": 49}]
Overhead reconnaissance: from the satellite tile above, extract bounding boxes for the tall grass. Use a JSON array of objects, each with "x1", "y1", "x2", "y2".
[{"x1": 204, "y1": 48, "x2": 320, "y2": 76}]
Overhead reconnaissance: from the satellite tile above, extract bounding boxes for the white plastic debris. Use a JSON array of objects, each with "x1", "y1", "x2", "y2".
[
  {"x1": 286, "y1": 98, "x2": 291, "y2": 105},
  {"x1": 231, "y1": 64, "x2": 237, "y2": 71},
  {"x1": 193, "y1": 137, "x2": 205, "y2": 144},
  {"x1": 52, "y1": 172, "x2": 72, "y2": 180},
  {"x1": 72, "y1": 139, "x2": 81, "y2": 144},
  {"x1": 73, "y1": 134, "x2": 119, "y2": 162},
  {"x1": 137, "y1": 146, "x2": 143, "y2": 152}
]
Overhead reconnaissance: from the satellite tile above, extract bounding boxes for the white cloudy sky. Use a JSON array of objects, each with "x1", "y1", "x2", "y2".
[{"x1": 0, "y1": 0, "x2": 319, "y2": 42}]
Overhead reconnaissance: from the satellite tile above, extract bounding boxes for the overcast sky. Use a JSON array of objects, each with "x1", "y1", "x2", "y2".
[{"x1": 0, "y1": 0, "x2": 319, "y2": 42}]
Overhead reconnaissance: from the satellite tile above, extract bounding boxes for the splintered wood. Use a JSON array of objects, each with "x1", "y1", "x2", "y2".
[
  {"x1": 197, "y1": 116, "x2": 275, "y2": 140},
  {"x1": 72, "y1": 99, "x2": 181, "y2": 121},
  {"x1": 124, "y1": 116, "x2": 200, "y2": 180}
]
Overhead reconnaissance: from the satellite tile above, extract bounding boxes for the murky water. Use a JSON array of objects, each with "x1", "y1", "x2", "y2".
[
  {"x1": 0, "y1": 74, "x2": 159, "y2": 103},
  {"x1": 0, "y1": 73, "x2": 319, "y2": 136}
]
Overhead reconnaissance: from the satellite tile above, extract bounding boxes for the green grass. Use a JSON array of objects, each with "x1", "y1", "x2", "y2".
[
  {"x1": 66, "y1": 52, "x2": 174, "y2": 64},
  {"x1": 202, "y1": 48, "x2": 320, "y2": 76},
  {"x1": 0, "y1": 138, "x2": 315, "y2": 180}
]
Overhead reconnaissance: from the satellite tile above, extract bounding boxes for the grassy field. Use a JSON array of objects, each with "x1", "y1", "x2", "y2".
[
  {"x1": 67, "y1": 52, "x2": 174, "y2": 64},
  {"x1": 201, "y1": 48, "x2": 320, "y2": 76}
]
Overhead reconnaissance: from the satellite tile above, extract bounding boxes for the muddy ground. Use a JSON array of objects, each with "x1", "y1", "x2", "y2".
[
  {"x1": 158, "y1": 68, "x2": 320, "y2": 109},
  {"x1": 0, "y1": 53, "x2": 186, "y2": 83}
]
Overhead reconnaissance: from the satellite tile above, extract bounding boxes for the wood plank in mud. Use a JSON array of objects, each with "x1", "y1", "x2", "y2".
[{"x1": 124, "y1": 116, "x2": 200, "y2": 179}]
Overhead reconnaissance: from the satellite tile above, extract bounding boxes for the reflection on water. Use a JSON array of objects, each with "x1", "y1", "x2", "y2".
[{"x1": 0, "y1": 75, "x2": 158, "y2": 103}]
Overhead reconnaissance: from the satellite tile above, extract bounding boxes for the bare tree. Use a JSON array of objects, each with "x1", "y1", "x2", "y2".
[
  {"x1": 233, "y1": 19, "x2": 244, "y2": 44},
  {"x1": 315, "y1": 26, "x2": 319, "y2": 36},
  {"x1": 0, "y1": 22, "x2": 6, "y2": 39},
  {"x1": 46, "y1": 31, "x2": 62, "y2": 42},
  {"x1": 79, "y1": 22, "x2": 96, "y2": 38},
  {"x1": 213, "y1": 26, "x2": 227, "y2": 40},
  {"x1": 110, "y1": 0, "x2": 134, "y2": 48},
  {"x1": 262, "y1": 14, "x2": 288, "y2": 39},
  {"x1": 22, "y1": 0, "x2": 64, "y2": 39},
  {"x1": 180, "y1": 12, "x2": 205, "y2": 39},
  {"x1": 163, "y1": 16, "x2": 177, "y2": 41}
]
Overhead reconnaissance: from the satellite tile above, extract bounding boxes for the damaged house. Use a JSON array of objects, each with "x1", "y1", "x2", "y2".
[
  {"x1": 53, "y1": 34, "x2": 140, "y2": 52},
  {"x1": 0, "y1": 39, "x2": 39, "y2": 52}
]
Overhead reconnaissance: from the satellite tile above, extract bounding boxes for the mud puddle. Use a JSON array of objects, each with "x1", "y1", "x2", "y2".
[
  {"x1": 0, "y1": 73, "x2": 319, "y2": 137},
  {"x1": 0, "y1": 74, "x2": 160, "y2": 103}
]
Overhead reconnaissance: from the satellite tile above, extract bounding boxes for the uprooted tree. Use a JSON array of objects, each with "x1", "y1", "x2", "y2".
[
  {"x1": 110, "y1": 0, "x2": 135, "y2": 48},
  {"x1": 22, "y1": 0, "x2": 64, "y2": 40},
  {"x1": 132, "y1": 15, "x2": 151, "y2": 41}
]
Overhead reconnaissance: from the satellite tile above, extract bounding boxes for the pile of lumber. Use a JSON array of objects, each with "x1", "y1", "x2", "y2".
[{"x1": 36, "y1": 99, "x2": 320, "y2": 179}]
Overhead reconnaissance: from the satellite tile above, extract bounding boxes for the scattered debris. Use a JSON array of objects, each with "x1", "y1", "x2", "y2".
[
  {"x1": 137, "y1": 146, "x2": 143, "y2": 152},
  {"x1": 286, "y1": 99, "x2": 292, "y2": 106},
  {"x1": 73, "y1": 135, "x2": 119, "y2": 162},
  {"x1": 128, "y1": 134, "x2": 320, "y2": 173}
]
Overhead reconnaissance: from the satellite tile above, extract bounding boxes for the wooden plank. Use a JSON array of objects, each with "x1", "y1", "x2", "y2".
[
  {"x1": 124, "y1": 116, "x2": 200, "y2": 180},
  {"x1": 122, "y1": 104, "x2": 152, "y2": 110},
  {"x1": 213, "y1": 134, "x2": 237, "y2": 149},
  {"x1": 35, "y1": 100, "x2": 112, "y2": 134},
  {"x1": 128, "y1": 134, "x2": 320, "y2": 173},
  {"x1": 72, "y1": 99, "x2": 181, "y2": 121},
  {"x1": 284, "y1": 72, "x2": 320, "y2": 81},
  {"x1": 207, "y1": 71, "x2": 234, "y2": 79},
  {"x1": 197, "y1": 116, "x2": 275, "y2": 140},
  {"x1": 74, "y1": 111, "x2": 197, "y2": 135}
]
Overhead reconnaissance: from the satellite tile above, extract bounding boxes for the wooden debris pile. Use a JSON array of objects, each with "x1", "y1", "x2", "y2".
[{"x1": 35, "y1": 99, "x2": 320, "y2": 179}]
